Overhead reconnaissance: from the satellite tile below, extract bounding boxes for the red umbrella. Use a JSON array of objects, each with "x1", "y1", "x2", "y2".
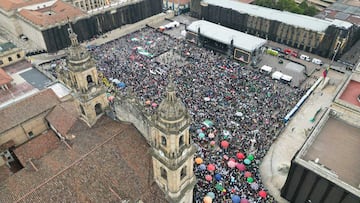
[
  {"x1": 151, "y1": 103, "x2": 158, "y2": 107},
  {"x1": 220, "y1": 140, "x2": 229, "y2": 149},
  {"x1": 236, "y1": 163, "x2": 246, "y2": 171},
  {"x1": 205, "y1": 175, "x2": 213, "y2": 181},
  {"x1": 244, "y1": 171, "x2": 252, "y2": 178},
  {"x1": 236, "y1": 152, "x2": 245, "y2": 160},
  {"x1": 207, "y1": 164, "x2": 216, "y2": 171},
  {"x1": 259, "y1": 190, "x2": 267, "y2": 198}
]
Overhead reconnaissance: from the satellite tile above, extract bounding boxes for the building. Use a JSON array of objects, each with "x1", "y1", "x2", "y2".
[
  {"x1": 66, "y1": 0, "x2": 111, "y2": 11},
  {"x1": 0, "y1": 42, "x2": 25, "y2": 68},
  {"x1": 0, "y1": 68, "x2": 13, "y2": 90},
  {"x1": 186, "y1": 20, "x2": 267, "y2": 65},
  {"x1": 0, "y1": 26, "x2": 196, "y2": 202},
  {"x1": 0, "y1": 0, "x2": 163, "y2": 52},
  {"x1": 192, "y1": 0, "x2": 357, "y2": 60},
  {"x1": 281, "y1": 71, "x2": 360, "y2": 202}
]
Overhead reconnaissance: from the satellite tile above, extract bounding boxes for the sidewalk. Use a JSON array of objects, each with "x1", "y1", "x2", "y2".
[{"x1": 259, "y1": 70, "x2": 346, "y2": 202}]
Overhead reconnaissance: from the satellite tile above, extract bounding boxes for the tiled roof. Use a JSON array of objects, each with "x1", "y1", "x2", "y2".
[
  {"x1": 46, "y1": 101, "x2": 79, "y2": 136},
  {"x1": 0, "y1": 116, "x2": 168, "y2": 203},
  {"x1": 0, "y1": 0, "x2": 49, "y2": 12},
  {"x1": 14, "y1": 130, "x2": 60, "y2": 167},
  {"x1": 18, "y1": 1, "x2": 85, "y2": 27},
  {"x1": 0, "y1": 68, "x2": 13, "y2": 86},
  {"x1": 0, "y1": 88, "x2": 60, "y2": 134}
]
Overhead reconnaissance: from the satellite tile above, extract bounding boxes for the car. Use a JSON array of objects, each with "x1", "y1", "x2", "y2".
[{"x1": 274, "y1": 47, "x2": 283, "y2": 53}]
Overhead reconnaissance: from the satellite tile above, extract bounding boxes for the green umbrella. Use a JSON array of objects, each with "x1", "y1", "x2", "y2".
[
  {"x1": 247, "y1": 154, "x2": 255, "y2": 161},
  {"x1": 244, "y1": 158, "x2": 251, "y2": 165},
  {"x1": 247, "y1": 177, "x2": 254, "y2": 183},
  {"x1": 215, "y1": 183, "x2": 224, "y2": 191}
]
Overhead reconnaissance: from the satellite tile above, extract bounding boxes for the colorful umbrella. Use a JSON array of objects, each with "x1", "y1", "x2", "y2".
[
  {"x1": 199, "y1": 132, "x2": 205, "y2": 139},
  {"x1": 151, "y1": 103, "x2": 158, "y2": 107},
  {"x1": 240, "y1": 199, "x2": 249, "y2": 203},
  {"x1": 236, "y1": 163, "x2": 246, "y2": 171},
  {"x1": 214, "y1": 173, "x2": 222, "y2": 181},
  {"x1": 250, "y1": 182, "x2": 259, "y2": 190},
  {"x1": 145, "y1": 100, "x2": 151, "y2": 105},
  {"x1": 247, "y1": 177, "x2": 254, "y2": 183},
  {"x1": 259, "y1": 190, "x2": 267, "y2": 198},
  {"x1": 227, "y1": 160, "x2": 236, "y2": 168},
  {"x1": 205, "y1": 175, "x2": 212, "y2": 181},
  {"x1": 231, "y1": 195, "x2": 241, "y2": 203},
  {"x1": 207, "y1": 192, "x2": 215, "y2": 199},
  {"x1": 236, "y1": 152, "x2": 245, "y2": 160},
  {"x1": 196, "y1": 129, "x2": 203, "y2": 134},
  {"x1": 210, "y1": 141, "x2": 216, "y2": 146},
  {"x1": 203, "y1": 119, "x2": 214, "y2": 127},
  {"x1": 244, "y1": 158, "x2": 251, "y2": 165},
  {"x1": 215, "y1": 183, "x2": 224, "y2": 191},
  {"x1": 221, "y1": 140, "x2": 229, "y2": 149},
  {"x1": 247, "y1": 154, "x2": 255, "y2": 161},
  {"x1": 207, "y1": 164, "x2": 216, "y2": 171},
  {"x1": 195, "y1": 157, "x2": 203, "y2": 165},
  {"x1": 244, "y1": 171, "x2": 252, "y2": 178},
  {"x1": 203, "y1": 196, "x2": 212, "y2": 203},
  {"x1": 208, "y1": 133, "x2": 215, "y2": 138},
  {"x1": 199, "y1": 164, "x2": 206, "y2": 171}
]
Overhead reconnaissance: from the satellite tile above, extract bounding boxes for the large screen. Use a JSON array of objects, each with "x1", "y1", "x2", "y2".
[{"x1": 233, "y1": 48, "x2": 250, "y2": 63}]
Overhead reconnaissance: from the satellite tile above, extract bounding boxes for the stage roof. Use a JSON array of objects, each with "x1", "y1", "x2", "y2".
[
  {"x1": 187, "y1": 20, "x2": 267, "y2": 52},
  {"x1": 203, "y1": 0, "x2": 353, "y2": 32}
]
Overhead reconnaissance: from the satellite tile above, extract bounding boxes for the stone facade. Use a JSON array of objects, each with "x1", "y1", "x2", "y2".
[{"x1": 0, "y1": 43, "x2": 25, "y2": 68}]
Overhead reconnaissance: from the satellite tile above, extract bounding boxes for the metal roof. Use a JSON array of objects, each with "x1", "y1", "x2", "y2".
[
  {"x1": 186, "y1": 20, "x2": 267, "y2": 52},
  {"x1": 203, "y1": 0, "x2": 353, "y2": 32}
]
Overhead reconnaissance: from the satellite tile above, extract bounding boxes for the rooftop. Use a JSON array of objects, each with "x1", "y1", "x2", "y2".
[
  {"x1": 0, "y1": 0, "x2": 49, "y2": 12},
  {"x1": 46, "y1": 101, "x2": 79, "y2": 136},
  {"x1": 47, "y1": 82, "x2": 71, "y2": 99},
  {"x1": 203, "y1": 0, "x2": 353, "y2": 32},
  {"x1": 0, "y1": 116, "x2": 168, "y2": 203},
  {"x1": 0, "y1": 68, "x2": 13, "y2": 86},
  {"x1": 339, "y1": 80, "x2": 360, "y2": 107},
  {"x1": 301, "y1": 116, "x2": 360, "y2": 189},
  {"x1": 0, "y1": 88, "x2": 59, "y2": 134},
  {"x1": 18, "y1": 0, "x2": 85, "y2": 27},
  {"x1": 187, "y1": 20, "x2": 267, "y2": 52},
  {"x1": 0, "y1": 42, "x2": 16, "y2": 53}
]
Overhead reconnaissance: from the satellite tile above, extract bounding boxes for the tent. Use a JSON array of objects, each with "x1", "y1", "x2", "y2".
[
  {"x1": 271, "y1": 71, "x2": 283, "y2": 80},
  {"x1": 260, "y1": 65, "x2": 272, "y2": 73},
  {"x1": 280, "y1": 74, "x2": 293, "y2": 82}
]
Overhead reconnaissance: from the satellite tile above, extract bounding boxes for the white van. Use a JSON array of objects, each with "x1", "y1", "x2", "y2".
[
  {"x1": 312, "y1": 58, "x2": 323, "y2": 65},
  {"x1": 300, "y1": 54, "x2": 311, "y2": 61}
]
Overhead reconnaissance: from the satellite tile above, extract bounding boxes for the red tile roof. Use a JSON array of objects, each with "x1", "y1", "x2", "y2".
[
  {"x1": 0, "y1": 88, "x2": 60, "y2": 134},
  {"x1": 14, "y1": 130, "x2": 60, "y2": 167},
  {"x1": 18, "y1": 1, "x2": 85, "y2": 27},
  {"x1": 0, "y1": 0, "x2": 49, "y2": 12},
  {"x1": 46, "y1": 101, "x2": 79, "y2": 136},
  {"x1": 0, "y1": 116, "x2": 168, "y2": 203},
  {"x1": 339, "y1": 80, "x2": 360, "y2": 107},
  {"x1": 0, "y1": 68, "x2": 12, "y2": 86}
]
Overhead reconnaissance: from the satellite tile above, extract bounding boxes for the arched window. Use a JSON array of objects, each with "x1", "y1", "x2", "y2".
[
  {"x1": 180, "y1": 166, "x2": 186, "y2": 180},
  {"x1": 86, "y1": 75, "x2": 93, "y2": 84},
  {"x1": 160, "y1": 167, "x2": 167, "y2": 180},
  {"x1": 161, "y1": 136, "x2": 167, "y2": 146},
  {"x1": 179, "y1": 135, "x2": 184, "y2": 146},
  {"x1": 8, "y1": 57, "x2": 12, "y2": 62},
  {"x1": 94, "y1": 103, "x2": 102, "y2": 115}
]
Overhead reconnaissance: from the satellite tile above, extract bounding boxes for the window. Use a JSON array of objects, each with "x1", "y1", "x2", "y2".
[
  {"x1": 28, "y1": 131, "x2": 34, "y2": 138},
  {"x1": 180, "y1": 166, "x2": 186, "y2": 180},
  {"x1": 161, "y1": 136, "x2": 167, "y2": 146},
  {"x1": 94, "y1": 103, "x2": 102, "y2": 115},
  {"x1": 8, "y1": 57, "x2": 12, "y2": 62},
  {"x1": 161, "y1": 167, "x2": 167, "y2": 180},
  {"x1": 16, "y1": 54, "x2": 21, "y2": 59},
  {"x1": 179, "y1": 135, "x2": 184, "y2": 146},
  {"x1": 86, "y1": 75, "x2": 93, "y2": 84}
]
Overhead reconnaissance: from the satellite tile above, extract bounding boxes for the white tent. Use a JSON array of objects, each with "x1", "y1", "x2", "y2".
[
  {"x1": 281, "y1": 74, "x2": 293, "y2": 82},
  {"x1": 272, "y1": 71, "x2": 283, "y2": 80},
  {"x1": 260, "y1": 65, "x2": 272, "y2": 73}
]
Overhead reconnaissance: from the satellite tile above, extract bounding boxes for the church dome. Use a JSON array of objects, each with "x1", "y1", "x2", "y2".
[{"x1": 157, "y1": 78, "x2": 187, "y2": 122}]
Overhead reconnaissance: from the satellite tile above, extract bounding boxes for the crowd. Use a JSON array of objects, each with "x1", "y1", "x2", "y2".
[{"x1": 89, "y1": 27, "x2": 306, "y2": 203}]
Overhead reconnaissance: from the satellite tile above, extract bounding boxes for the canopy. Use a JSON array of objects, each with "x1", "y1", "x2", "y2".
[
  {"x1": 195, "y1": 157, "x2": 203, "y2": 165},
  {"x1": 271, "y1": 71, "x2": 283, "y2": 80},
  {"x1": 260, "y1": 65, "x2": 272, "y2": 73},
  {"x1": 207, "y1": 164, "x2": 216, "y2": 171},
  {"x1": 259, "y1": 190, "x2": 267, "y2": 198},
  {"x1": 221, "y1": 140, "x2": 229, "y2": 149},
  {"x1": 203, "y1": 119, "x2": 214, "y2": 127},
  {"x1": 231, "y1": 195, "x2": 241, "y2": 203}
]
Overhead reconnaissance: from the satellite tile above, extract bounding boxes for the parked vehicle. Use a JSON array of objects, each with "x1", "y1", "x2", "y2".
[
  {"x1": 284, "y1": 48, "x2": 298, "y2": 57},
  {"x1": 300, "y1": 54, "x2": 311, "y2": 62},
  {"x1": 312, "y1": 58, "x2": 323, "y2": 65}
]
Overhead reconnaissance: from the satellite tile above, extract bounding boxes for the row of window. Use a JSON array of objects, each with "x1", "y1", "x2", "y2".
[
  {"x1": 161, "y1": 135, "x2": 184, "y2": 147},
  {"x1": 160, "y1": 166, "x2": 187, "y2": 181},
  {"x1": 1, "y1": 54, "x2": 22, "y2": 64}
]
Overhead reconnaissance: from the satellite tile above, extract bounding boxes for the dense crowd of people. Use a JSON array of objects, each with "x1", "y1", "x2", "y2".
[{"x1": 89, "y1": 27, "x2": 305, "y2": 203}]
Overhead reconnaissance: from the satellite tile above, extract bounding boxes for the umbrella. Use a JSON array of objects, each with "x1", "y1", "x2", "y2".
[
  {"x1": 214, "y1": 173, "x2": 222, "y2": 181},
  {"x1": 210, "y1": 141, "x2": 216, "y2": 146},
  {"x1": 247, "y1": 154, "x2": 255, "y2": 161},
  {"x1": 259, "y1": 190, "x2": 267, "y2": 198},
  {"x1": 208, "y1": 133, "x2": 215, "y2": 138},
  {"x1": 207, "y1": 192, "x2": 215, "y2": 199},
  {"x1": 145, "y1": 100, "x2": 151, "y2": 105},
  {"x1": 203, "y1": 196, "x2": 212, "y2": 203},
  {"x1": 244, "y1": 159, "x2": 251, "y2": 165},
  {"x1": 244, "y1": 171, "x2": 252, "y2": 178},
  {"x1": 236, "y1": 163, "x2": 246, "y2": 171},
  {"x1": 205, "y1": 175, "x2": 212, "y2": 181},
  {"x1": 199, "y1": 164, "x2": 206, "y2": 171},
  {"x1": 223, "y1": 155, "x2": 229, "y2": 160},
  {"x1": 108, "y1": 95, "x2": 115, "y2": 101},
  {"x1": 247, "y1": 177, "x2": 254, "y2": 183},
  {"x1": 151, "y1": 103, "x2": 158, "y2": 107},
  {"x1": 195, "y1": 157, "x2": 203, "y2": 165},
  {"x1": 235, "y1": 112, "x2": 243, "y2": 117},
  {"x1": 196, "y1": 129, "x2": 203, "y2": 134},
  {"x1": 221, "y1": 140, "x2": 229, "y2": 149},
  {"x1": 223, "y1": 130, "x2": 230, "y2": 137},
  {"x1": 236, "y1": 152, "x2": 245, "y2": 160},
  {"x1": 207, "y1": 164, "x2": 216, "y2": 171},
  {"x1": 250, "y1": 182, "x2": 259, "y2": 190},
  {"x1": 117, "y1": 82, "x2": 126, "y2": 88},
  {"x1": 215, "y1": 183, "x2": 224, "y2": 191},
  {"x1": 227, "y1": 160, "x2": 236, "y2": 168},
  {"x1": 204, "y1": 97, "x2": 211, "y2": 102},
  {"x1": 240, "y1": 199, "x2": 249, "y2": 203},
  {"x1": 231, "y1": 195, "x2": 241, "y2": 203},
  {"x1": 203, "y1": 119, "x2": 214, "y2": 127},
  {"x1": 198, "y1": 132, "x2": 205, "y2": 139}
]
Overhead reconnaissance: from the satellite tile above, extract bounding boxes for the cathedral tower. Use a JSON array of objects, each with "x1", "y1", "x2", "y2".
[
  {"x1": 57, "y1": 22, "x2": 108, "y2": 127},
  {"x1": 151, "y1": 77, "x2": 196, "y2": 203}
]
